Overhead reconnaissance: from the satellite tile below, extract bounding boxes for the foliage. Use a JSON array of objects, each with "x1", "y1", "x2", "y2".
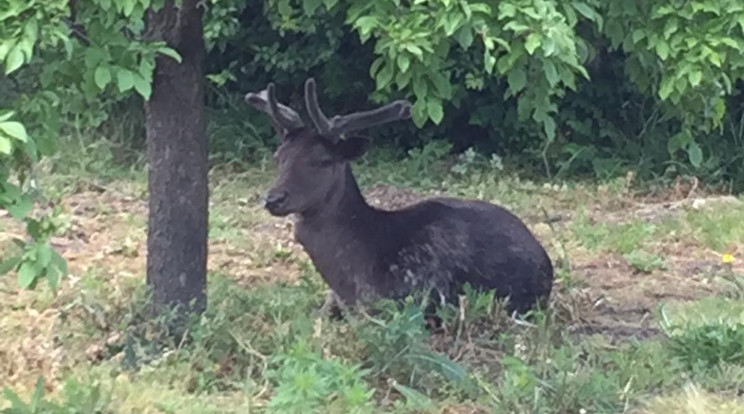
[
  {"x1": 4, "y1": 0, "x2": 744, "y2": 291},
  {"x1": 0, "y1": 0, "x2": 181, "y2": 290},
  {"x1": 266, "y1": 340, "x2": 375, "y2": 413},
  {"x1": 229, "y1": 0, "x2": 743, "y2": 185},
  {"x1": 600, "y1": 0, "x2": 744, "y2": 169},
  {"x1": 667, "y1": 323, "x2": 744, "y2": 369},
  {"x1": 3, "y1": 153, "x2": 744, "y2": 411},
  {"x1": 1, "y1": 376, "x2": 112, "y2": 414}
]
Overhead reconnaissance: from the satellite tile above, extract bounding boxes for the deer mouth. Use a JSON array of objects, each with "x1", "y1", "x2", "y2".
[
  {"x1": 265, "y1": 203, "x2": 292, "y2": 217},
  {"x1": 263, "y1": 189, "x2": 292, "y2": 216}
]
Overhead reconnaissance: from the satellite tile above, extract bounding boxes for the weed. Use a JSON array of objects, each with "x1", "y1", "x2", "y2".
[
  {"x1": 2, "y1": 376, "x2": 113, "y2": 414},
  {"x1": 685, "y1": 207, "x2": 744, "y2": 251},
  {"x1": 266, "y1": 340, "x2": 375, "y2": 414},
  {"x1": 572, "y1": 213, "x2": 659, "y2": 254},
  {"x1": 625, "y1": 249, "x2": 667, "y2": 273},
  {"x1": 666, "y1": 323, "x2": 744, "y2": 369},
  {"x1": 5, "y1": 137, "x2": 744, "y2": 412}
]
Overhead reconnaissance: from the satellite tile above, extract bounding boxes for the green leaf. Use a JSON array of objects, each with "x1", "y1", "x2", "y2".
[
  {"x1": 17, "y1": 261, "x2": 37, "y2": 289},
  {"x1": 29, "y1": 376, "x2": 45, "y2": 410},
  {"x1": 37, "y1": 243, "x2": 52, "y2": 268},
  {"x1": 687, "y1": 141, "x2": 703, "y2": 168},
  {"x1": 668, "y1": 130, "x2": 692, "y2": 154},
  {"x1": 6, "y1": 195, "x2": 34, "y2": 219},
  {"x1": 117, "y1": 69, "x2": 135, "y2": 93},
  {"x1": 543, "y1": 116, "x2": 556, "y2": 142},
  {"x1": 390, "y1": 382, "x2": 434, "y2": 409},
  {"x1": 46, "y1": 266, "x2": 61, "y2": 290},
  {"x1": 2, "y1": 387, "x2": 27, "y2": 411},
  {"x1": 572, "y1": 2, "x2": 602, "y2": 29},
  {"x1": 51, "y1": 249, "x2": 68, "y2": 277},
  {"x1": 323, "y1": 0, "x2": 339, "y2": 9},
  {"x1": 405, "y1": 44, "x2": 424, "y2": 60},
  {"x1": 708, "y1": 52, "x2": 722, "y2": 67},
  {"x1": 0, "y1": 41, "x2": 12, "y2": 61},
  {"x1": 663, "y1": 18, "x2": 678, "y2": 39},
  {"x1": 428, "y1": 72, "x2": 452, "y2": 99},
  {"x1": 542, "y1": 37, "x2": 556, "y2": 56},
  {"x1": 157, "y1": 47, "x2": 182, "y2": 63},
  {"x1": 0, "y1": 121, "x2": 27, "y2": 141},
  {"x1": 507, "y1": 69, "x2": 527, "y2": 93},
  {"x1": 122, "y1": 0, "x2": 136, "y2": 16},
  {"x1": 484, "y1": 52, "x2": 496, "y2": 74},
  {"x1": 444, "y1": 14, "x2": 464, "y2": 36},
  {"x1": 525, "y1": 33, "x2": 541, "y2": 55},
  {"x1": 455, "y1": 27, "x2": 474, "y2": 49},
  {"x1": 0, "y1": 110, "x2": 14, "y2": 123},
  {"x1": 139, "y1": 58, "x2": 155, "y2": 78},
  {"x1": 689, "y1": 70, "x2": 702, "y2": 87},
  {"x1": 302, "y1": 0, "x2": 322, "y2": 15},
  {"x1": 133, "y1": 73, "x2": 152, "y2": 100},
  {"x1": 375, "y1": 62, "x2": 394, "y2": 89},
  {"x1": 4, "y1": 45, "x2": 24, "y2": 74},
  {"x1": 94, "y1": 66, "x2": 112, "y2": 90},
  {"x1": 658, "y1": 77, "x2": 674, "y2": 100},
  {"x1": 0, "y1": 136, "x2": 11, "y2": 154},
  {"x1": 543, "y1": 60, "x2": 559, "y2": 87},
  {"x1": 355, "y1": 16, "x2": 379, "y2": 41},
  {"x1": 656, "y1": 41, "x2": 670, "y2": 60},
  {"x1": 412, "y1": 99, "x2": 428, "y2": 128},
  {"x1": 412, "y1": 76, "x2": 428, "y2": 98},
  {"x1": 632, "y1": 29, "x2": 646, "y2": 44},
  {"x1": 397, "y1": 54, "x2": 411, "y2": 73},
  {"x1": 427, "y1": 100, "x2": 444, "y2": 125},
  {"x1": 405, "y1": 351, "x2": 467, "y2": 382},
  {"x1": 0, "y1": 255, "x2": 20, "y2": 275}
]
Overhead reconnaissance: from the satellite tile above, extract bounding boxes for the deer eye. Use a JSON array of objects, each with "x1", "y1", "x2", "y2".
[{"x1": 310, "y1": 158, "x2": 334, "y2": 167}]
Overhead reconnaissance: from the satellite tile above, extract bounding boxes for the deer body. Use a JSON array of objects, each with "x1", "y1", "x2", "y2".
[
  {"x1": 245, "y1": 78, "x2": 554, "y2": 314},
  {"x1": 293, "y1": 165, "x2": 553, "y2": 312}
]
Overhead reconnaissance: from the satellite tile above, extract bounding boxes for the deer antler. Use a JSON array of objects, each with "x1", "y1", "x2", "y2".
[
  {"x1": 304, "y1": 78, "x2": 412, "y2": 143},
  {"x1": 245, "y1": 83, "x2": 305, "y2": 132}
]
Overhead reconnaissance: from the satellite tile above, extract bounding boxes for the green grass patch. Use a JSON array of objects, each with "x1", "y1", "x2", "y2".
[
  {"x1": 5, "y1": 136, "x2": 744, "y2": 413},
  {"x1": 571, "y1": 211, "x2": 660, "y2": 254},
  {"x1": 684, "y1": 207, "x2": 744, "y2": 252}
]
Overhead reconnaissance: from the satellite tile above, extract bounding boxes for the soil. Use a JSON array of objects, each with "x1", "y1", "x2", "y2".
[{"x1": 2, "y1": 182, "x2": 741, "y2": 345}]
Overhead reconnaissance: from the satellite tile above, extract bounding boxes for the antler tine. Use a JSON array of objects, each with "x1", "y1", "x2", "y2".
[
  {"x1": 304, "y1": 78, "x2": 337, "y2": 142},
  {"x1": 303, "y1": 77, "x2": 413, "y2": 140},
  {"x1": 244, "y1": 83, "x2": 304, "y2": 131},
  {"x1": 267, "y1": 83, "x2": 302, "y2": 129},
  {"x1": 330, "y1": 100, "x2": 412, "y2": 136}
]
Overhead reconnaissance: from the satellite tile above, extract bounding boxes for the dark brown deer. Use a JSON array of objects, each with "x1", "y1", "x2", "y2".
[{"x1": 245, "y1": 78, "x2": 554, "y2": 317}]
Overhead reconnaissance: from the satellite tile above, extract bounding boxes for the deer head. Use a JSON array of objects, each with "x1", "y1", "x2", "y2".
[{"x1": 245, "y1": 78, "x2": 412, "y2": 217}]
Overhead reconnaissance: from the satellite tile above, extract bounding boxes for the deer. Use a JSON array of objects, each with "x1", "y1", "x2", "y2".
[{"x1": 244, "y1": 78, "x2": 554, "y2": 319}]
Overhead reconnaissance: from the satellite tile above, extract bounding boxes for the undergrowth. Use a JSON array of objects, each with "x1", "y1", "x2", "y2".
[
  {"x1": 2, "y1": 135, "x2": 744, "y2": 413},
  {"x1": 4, "y1": 267, "x2": 744, "y2": 413}
]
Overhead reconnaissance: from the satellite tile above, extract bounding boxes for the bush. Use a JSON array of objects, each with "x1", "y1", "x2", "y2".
[{"x1": 3, "y1": 0, "x2": 744, "y2": 190}]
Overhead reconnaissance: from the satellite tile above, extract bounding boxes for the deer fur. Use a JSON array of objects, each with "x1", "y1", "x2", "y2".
[{"x1": 245, "y1": 78, "x2": 554, "y2": 315}]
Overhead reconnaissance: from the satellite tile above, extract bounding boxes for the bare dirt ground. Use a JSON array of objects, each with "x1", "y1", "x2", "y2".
[
  {"x1": 8, "y1": 182, "x2": 740, "y2": 327},
  {"x1": 1, "y1": 179, "x2": 742, "y2": 393}
]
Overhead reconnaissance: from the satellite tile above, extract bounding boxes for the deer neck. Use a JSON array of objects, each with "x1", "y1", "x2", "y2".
[
  {"x1": 293, "y1": 165, "x2": 378, "y2": 303},
  {"x1": 297, "y1": 164, "x2": 374, "y2": 227}
]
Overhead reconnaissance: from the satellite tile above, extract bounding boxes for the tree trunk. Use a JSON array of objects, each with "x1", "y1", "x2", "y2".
[{"x1": 144, "y1": 0, "x2": 208, "y2": 320}]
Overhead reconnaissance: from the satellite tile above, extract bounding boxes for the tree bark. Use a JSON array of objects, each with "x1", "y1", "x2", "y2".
[{"x1": 144, "y1": 0, "x2": 208, "y2": 319}]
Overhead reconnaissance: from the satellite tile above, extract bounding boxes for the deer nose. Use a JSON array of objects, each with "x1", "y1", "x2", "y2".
[{"x1": 264, "y1": 190, "x2": 288, "y2": 209}]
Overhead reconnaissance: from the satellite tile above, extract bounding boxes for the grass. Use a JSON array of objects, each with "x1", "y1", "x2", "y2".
[{"x1": 2, "y1": 135, "x2": 744, "y2": 412}]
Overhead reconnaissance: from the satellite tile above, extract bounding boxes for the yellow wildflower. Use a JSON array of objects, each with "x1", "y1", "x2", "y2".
[{"x1": 722, "y1": 253, "x2": 735, "y2": 264}]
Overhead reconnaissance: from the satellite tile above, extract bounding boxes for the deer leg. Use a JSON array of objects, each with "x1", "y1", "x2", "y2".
[{"x1": 317, "y1": 290, "x2": 345, "y2": 320}]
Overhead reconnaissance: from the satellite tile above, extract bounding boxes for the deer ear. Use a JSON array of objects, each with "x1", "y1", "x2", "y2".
[{"x1": 333, "y1": 136, "x2": 371, "y2": 161}]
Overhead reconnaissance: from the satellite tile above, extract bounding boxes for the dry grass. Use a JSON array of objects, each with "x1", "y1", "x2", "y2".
[
  {"x1": 642, "y1": 383, "x2": 744, "y2": 414},
  {"x1": 1, "y1": 157, "x2": 744, "y2": 411}
]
